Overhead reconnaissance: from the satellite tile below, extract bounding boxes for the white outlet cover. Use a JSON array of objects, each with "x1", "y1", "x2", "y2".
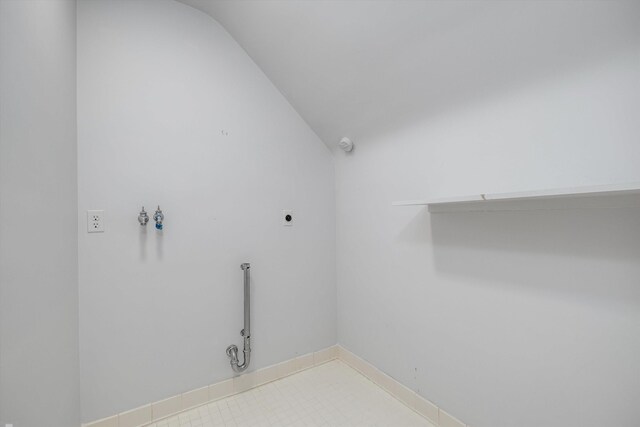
[
  {"x1": 282, "y1": 210, "x2": 294, "y2": 226},
  {"x1": 87, "y1": 210, "x2": 104, "y2": 233}
]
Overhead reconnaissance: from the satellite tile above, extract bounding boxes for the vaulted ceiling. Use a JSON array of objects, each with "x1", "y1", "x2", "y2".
[{"x1": 178, "y1": 0, "x2": 640, "y2": 149}]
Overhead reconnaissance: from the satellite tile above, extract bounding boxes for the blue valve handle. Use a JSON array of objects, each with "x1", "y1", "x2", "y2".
[{"x1": 153, "y1": 206, "x2": 164, "y2": 230}]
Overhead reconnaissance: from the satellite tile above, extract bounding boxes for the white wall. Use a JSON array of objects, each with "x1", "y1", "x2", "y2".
[
  {"x1": 0, "y1": 1, "x2": 80, "y2": 426},
  {"x1": 77, "y1": 0, "x2": 336, "y2": 422},
  {"x1": 336, "y1": 30, "x2": 640, "y2": 427}
]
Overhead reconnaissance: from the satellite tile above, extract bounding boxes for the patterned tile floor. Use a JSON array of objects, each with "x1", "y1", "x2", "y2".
[{"x1": 146, "y1": 360, "x2": 434, "y2": 427}]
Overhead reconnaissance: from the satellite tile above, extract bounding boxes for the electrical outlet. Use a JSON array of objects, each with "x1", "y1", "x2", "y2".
[
  {"x1": 87, "y1": 210, "x2": 104, "y2": 233},
  {"x1": 282, "y1": 210, "x2": 294, "y2": 226}
]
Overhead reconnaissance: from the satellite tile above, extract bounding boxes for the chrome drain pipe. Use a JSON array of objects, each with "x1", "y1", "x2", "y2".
[{"x1": 226, "y1": 263, "x2": 251, "y2": 373}]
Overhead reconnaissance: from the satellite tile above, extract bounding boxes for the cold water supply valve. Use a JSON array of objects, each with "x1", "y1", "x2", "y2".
[{"x1": 154, "y1": 206, "x2": 164, "y2": 230}]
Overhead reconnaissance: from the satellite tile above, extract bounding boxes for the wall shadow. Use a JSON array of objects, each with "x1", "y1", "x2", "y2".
[{"x1": 415, "y1": 198, "x2": 640, "y2": 305}]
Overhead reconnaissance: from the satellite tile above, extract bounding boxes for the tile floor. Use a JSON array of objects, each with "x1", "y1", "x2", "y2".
[{"x1": 145, "y1": 360, "x2": 434, "y2": 427}]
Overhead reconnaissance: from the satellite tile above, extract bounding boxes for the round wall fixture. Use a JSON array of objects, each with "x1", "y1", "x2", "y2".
[{"x1": 338, "y1": 137, "x2": 354, "y2": 152}]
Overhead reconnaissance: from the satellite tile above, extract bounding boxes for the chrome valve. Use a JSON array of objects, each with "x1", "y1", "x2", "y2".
[{"x1": 138, "y1": 207, "x2": 149, "y2": 226}]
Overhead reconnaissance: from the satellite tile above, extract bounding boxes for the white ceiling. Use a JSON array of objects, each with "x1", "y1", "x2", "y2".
[{"x1": 178, "y1": 0, "x2": 640, "y2": 149}]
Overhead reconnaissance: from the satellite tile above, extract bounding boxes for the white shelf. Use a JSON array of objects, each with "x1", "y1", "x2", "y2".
[{"x1": 392, "y1": 182, "x2": 640, "y2": 209}]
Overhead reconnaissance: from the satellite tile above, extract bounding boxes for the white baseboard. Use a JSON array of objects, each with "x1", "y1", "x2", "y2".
[
  {"x1": 337, "y1": 345, "x2": 470, "y2": 427},
  {"x1": 83, "y1": 346, "x2": 338, "y2": 427},
  {"x1": 84, "y1": 345, "x2": 469, "y2": 427}
]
